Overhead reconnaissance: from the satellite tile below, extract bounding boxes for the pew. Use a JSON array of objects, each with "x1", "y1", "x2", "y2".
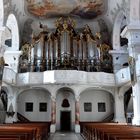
[
  {"x1": 13, "y1": 122, "x2": 51, "y2": 139},
  {"x1": 80, "y1": 122, "x2": 140, "y2": 140},
  {"x1": 0, "y1": 126, "x2": 36, "y2": 140},
  {"x1": 0, "y1": 122, "x2": 51, "y2": 140}
]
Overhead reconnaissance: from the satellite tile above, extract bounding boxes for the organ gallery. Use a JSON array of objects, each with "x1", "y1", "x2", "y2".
[
  {"x1": 1, "y1": 0, "x2": 138, "y2": 136},
  {"x1": 19, "y1": 18, "x2": 112, "y2": 73}
]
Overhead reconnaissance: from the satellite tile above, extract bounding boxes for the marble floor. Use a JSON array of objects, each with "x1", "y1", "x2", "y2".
[{"x1": 48, "y1": 132, "x2": 84, "y2": 140}]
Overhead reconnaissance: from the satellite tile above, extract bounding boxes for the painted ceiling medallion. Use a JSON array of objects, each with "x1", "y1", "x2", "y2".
[{"x1": 25, "y1": 0, "x2": 106, "y2": 19}]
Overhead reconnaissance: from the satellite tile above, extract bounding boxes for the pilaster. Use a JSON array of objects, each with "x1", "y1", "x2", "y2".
[
  {"x1": 121, "y1": 25, "x2": 140, "y2": 125},
  {"x1": 50, "y1": 95, "x2": 56, "y2": 133},
  {"x1": 75, "y1": 95, "x2": 80, "y2": 133},
  {"x1": 5, "y1": 92, "x2": 18, "y2": 123},
  {"x1": 4, "y1": 51, "x2": 22, "y2": 73},
  {"x1": 132, "y1": 80, "x2": 140, "y2": 125},
  {"x1": 114, "y1": 88, "x2": 126, "y2": 123},
  {"x1": 110, "y1": 49, "x2": 128, "y2": 73},
  {"x1": 121, "y1": 25, "x2": 140, "y2": 58}
]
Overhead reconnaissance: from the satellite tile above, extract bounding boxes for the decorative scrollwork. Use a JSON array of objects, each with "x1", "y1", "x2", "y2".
[{"x1": 55, "y1": 17, "x2": 76, "y2": 32}]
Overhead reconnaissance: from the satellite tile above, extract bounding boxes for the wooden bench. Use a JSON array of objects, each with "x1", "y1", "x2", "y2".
[
  {"x1": 80, "y1": 122, "x2": 140, "y2": 140},
  {"x1": 0, "y1": 126, "x2": 36, "y2": 140},
  {"x1": 13, "y1": 122, "x2": 51, "y2": 140},
  {"x1": 0, "y1": 122, "x2": 51, "y2": 140}
]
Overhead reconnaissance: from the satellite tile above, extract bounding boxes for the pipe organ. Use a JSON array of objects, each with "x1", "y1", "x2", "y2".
[{"x1": 19, "y1": 18, "x2": 112, "y2": 73}]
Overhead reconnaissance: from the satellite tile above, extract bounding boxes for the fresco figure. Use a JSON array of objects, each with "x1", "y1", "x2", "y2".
[{"x1": 25, "y1": 0, "x2": 105, "y2": 19}]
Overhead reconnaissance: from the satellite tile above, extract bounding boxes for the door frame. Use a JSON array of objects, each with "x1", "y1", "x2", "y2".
[{"x1": 60, "y1": 110, "x2": 71, "y2": 131}]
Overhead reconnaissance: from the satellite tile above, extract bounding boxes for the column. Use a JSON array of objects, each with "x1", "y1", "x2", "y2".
[
  {"x1": 121, "y1": 23, "x2": 140, "y2": 125},
  {"x1": 114, "y1": 88, "x2": 126, "y2": 123},
  {"x1": 0, "y1": 27, "x2": 5, "y2": 88},
  {"x1": 5, "y1": 94, "x2": 18, "y2": 123},
  {"x1": 50, "y1": 96, "x2": 56, "y2": 133},
  {"x1": 75, "y1": 96, "x2": 80, "y2": 133},
  {"x1": 75, "y1": 100, "x2": 80, "y2": 124},
  {"x1": 132, "y1": 81, "x2": 140, "y2": 125}
]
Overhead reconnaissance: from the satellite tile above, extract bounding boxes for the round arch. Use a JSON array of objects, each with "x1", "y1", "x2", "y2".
[
  {"x1": 112, "y1": 10, "x2": 128, "y2": 50},
  {"x1": 79, "y1": 87, "x2": 114, "y2": 97},
  {"x1": 6, "y1": 14, "x2": 19, "y2": 51},
  {"x1": 17, "y1": 87, "x2": 51, "y2": 97},
  {"x1": 79, "y1": 87, "x2": 114, "y2": 122},
  {"x1": 17, "y1": 87, "x2": 51, "y2": 122},
  {"x1": 55, "y1": 87, "x2": 75, "y2": 98},
  {"x1": 55, "y1": 87, "x2": 75, "y2": 131}
]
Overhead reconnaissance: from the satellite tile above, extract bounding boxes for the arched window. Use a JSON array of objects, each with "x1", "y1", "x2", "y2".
[
  {"x1": 1, "y1": 27, "x2": 11, "y2": 48},
  {"x1": 6, "y1": 14, "x2": 19, "y2": 51}
]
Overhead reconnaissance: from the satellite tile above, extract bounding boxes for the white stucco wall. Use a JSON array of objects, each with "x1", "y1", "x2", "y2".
[
  {"x1": 17, "y1": 89, "x2": 51, "y2": 121},
  {"x1": 79, "y1": 90, "x2": 114, "y2": 121},
  {"x1": 105, "y1": 0, "x2": 124, "y2": 23},
  {"x1": 56, "y1": 90, "x2": 75, "y2": 131}
]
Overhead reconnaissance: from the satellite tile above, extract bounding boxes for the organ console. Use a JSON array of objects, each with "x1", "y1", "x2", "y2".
[{"x1": 19, "y1": 17, "x2": 112, "y2": 73}]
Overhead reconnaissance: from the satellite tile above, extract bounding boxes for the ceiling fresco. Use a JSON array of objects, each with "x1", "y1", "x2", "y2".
[{"x1": 25, "y1": 0, "x2": 106, "y2": 19}]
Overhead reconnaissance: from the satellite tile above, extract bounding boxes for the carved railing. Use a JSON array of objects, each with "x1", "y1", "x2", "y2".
[
  {"x1": 17, "y1": 112, "x2": 30, "y2": 122},
  {"x1": 3, "y1": 66, "x2": 131, "y2": 86},
  {"x1": 3, "y1": 67, "x2": 16, "y2": 84}
]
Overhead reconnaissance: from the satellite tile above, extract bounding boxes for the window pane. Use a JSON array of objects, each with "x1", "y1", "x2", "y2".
[
  {"x1": 84, "y1": 102, "x2": 92, "y2": 112},
  {"x1": 39, "y1": 102, "x2": 47, "y2": 112},
  {"x1": 25, "y1": 102, "x2": 33, "y2": 112},
  {"x1": 98, "y1": 102, "x2": 106, "y2": 112}
]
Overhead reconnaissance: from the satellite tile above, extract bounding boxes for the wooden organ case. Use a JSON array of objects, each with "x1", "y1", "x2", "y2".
[{"x1": 19, "y1": 18, "x2": 112, "y2": 73}]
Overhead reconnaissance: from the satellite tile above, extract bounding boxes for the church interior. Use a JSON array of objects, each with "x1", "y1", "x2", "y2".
[{"x1": 0, "y1": 0, "x2": 140, "y2": 139}]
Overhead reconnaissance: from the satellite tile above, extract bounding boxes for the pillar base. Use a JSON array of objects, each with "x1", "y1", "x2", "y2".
[
  {"x1": 114, "y1": 117, "x2": 126, "y2": 123},
  {"x1": 132, "y1": 117, "x2": 140, "y2": 125},
  {"x1": 50, "y1": 124, "x2": 56, "y2": 133},
  {"x1": 75, "y1": 124, "x2": 80, "y2": 133},
  {"x1": 5, "y1": 114, "x2": 18, "y2": 123}
]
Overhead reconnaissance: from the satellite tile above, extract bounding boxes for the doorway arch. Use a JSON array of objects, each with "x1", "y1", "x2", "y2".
[{"x1": 56, "y1": 87, "x2": 75, "y2": 131}]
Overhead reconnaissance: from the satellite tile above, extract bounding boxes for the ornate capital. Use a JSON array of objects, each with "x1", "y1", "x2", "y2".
[
  {"x1": 51, "y1": 95, "x2": 56, "y2": 101},
  {"x1": 75, "y1": 95, "x2": 80, "y2": 102}
]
